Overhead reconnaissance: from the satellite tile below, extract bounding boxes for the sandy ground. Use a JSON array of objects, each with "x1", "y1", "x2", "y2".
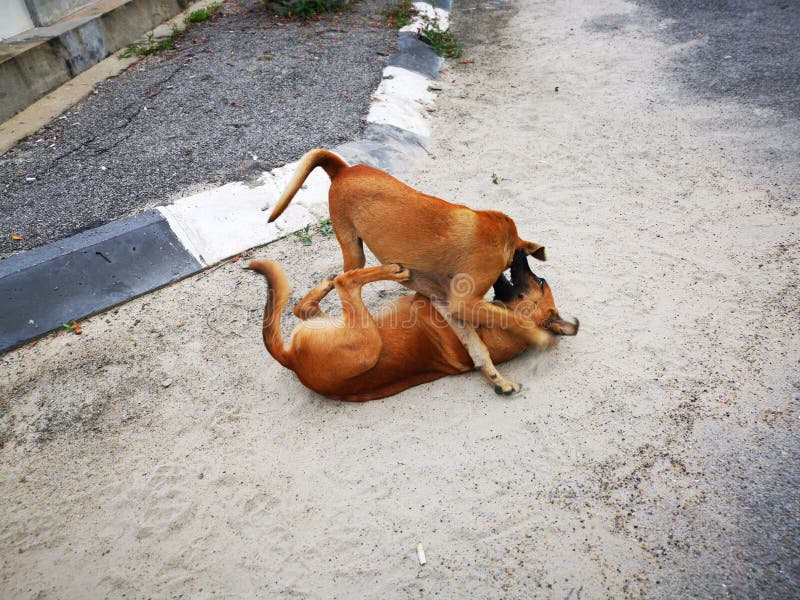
[{"x1": 2, "y1": 0, "x2": 799, "y2": 597}]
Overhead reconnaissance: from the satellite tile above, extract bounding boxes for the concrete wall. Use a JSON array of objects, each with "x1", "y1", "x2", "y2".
[
  {"x1": 0, "y1": 0, "x2": 188, "y2": 122},
  {"x1": 24, "y1": 0, "x2": 93, "y2": 27},
  {"x1": 1, "y1": 0, "x2": 35, "y2": 40}
]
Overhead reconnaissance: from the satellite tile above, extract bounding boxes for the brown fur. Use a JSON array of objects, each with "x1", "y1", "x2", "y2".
[
  {"x1": 267, "y1": 148, "x2": 549, "y2": 393},
  {"x1": 249, "y1": 250, "x2": 578, "y2": 402}
]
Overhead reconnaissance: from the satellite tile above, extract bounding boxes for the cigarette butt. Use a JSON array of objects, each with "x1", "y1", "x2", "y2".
[{"x1": 416, "y1": 541, "x2": 427, "y2": 565}]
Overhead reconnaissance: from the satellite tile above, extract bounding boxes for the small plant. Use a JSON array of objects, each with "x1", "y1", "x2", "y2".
[
  {"x1": 293, "y1": 219, "x2": 334, "y2": 245},
  {"x1": 491, "y1": 173, "x2": 499, "y2": 184},
  {"x1": 418, "y1": 15, "x2": 462, "y2": 59},
  {"x1": 185, "y1": 2, "x2": 221, "y2": 24},
  {"x1": 119, "y1": 30, "x2": 180, "y2": 58},
  {"x1": 293, "y1": 224, "x2": 313, "y2": 246},
  {"x1": 383, "y1": 0, "x2": 416, "y2": 28},
  {"x1": 318, "y1": 218, "x2": 334, "y2": 236},
  {"x1": 261, "y1": 0, "x2": 358, "y2": 18},
  {"x1": 420, "y1": 21, "x2": 462, "y2": 58}
]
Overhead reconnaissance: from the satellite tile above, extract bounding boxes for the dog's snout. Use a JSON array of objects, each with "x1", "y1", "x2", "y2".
[{"x1": 548, "y1": 315, "x2": 579, "y2": 336}]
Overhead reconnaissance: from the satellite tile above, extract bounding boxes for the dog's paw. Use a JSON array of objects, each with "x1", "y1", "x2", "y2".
[
  {"x1": 493, "y1": 378, "x2": 522, "y2": 396},
  {"x1": 387, "y1": 263, "x2": 411, "y2": 281}
]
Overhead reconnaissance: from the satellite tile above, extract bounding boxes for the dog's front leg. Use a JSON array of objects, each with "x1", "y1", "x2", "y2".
[{"x1": 431, "y1": 300, "x2": 522, "y2": 396}]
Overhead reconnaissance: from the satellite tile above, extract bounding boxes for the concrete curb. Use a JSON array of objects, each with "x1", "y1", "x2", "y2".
[
  {"x1": 0, "y1": 0, "x2": 451, "y2": 353},
  {"x1": 0, "y1": 211, "x2": 201, "y2": 351}
]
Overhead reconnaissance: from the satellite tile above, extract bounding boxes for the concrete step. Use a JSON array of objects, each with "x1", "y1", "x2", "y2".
[{"x1": 0, "y1": 0, "x2": 189, "y2": 123}]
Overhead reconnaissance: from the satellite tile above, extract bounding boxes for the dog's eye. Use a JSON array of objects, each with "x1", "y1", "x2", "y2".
[{"x1": 518, "y1": 293, "x2": 524, "y2": 299}]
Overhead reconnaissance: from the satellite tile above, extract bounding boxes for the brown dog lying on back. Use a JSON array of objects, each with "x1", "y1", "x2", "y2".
[
  {"x1": 249, "y1": 250, "x2": 578, "y2": 402},
  {"x1": 266, "y1": 149, "x2": 549, "y2": 394}
]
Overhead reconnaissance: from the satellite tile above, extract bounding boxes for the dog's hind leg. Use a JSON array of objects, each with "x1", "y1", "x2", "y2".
[
  {"x1": 334, "y1": 264, "x2": 410, "y2": 323},
  {"x1": 294, "y1": 275, "x2": 337, "y2": 320},
  {"x1": 330, "y1": 215, "x2": 366, "y2": 271},
  {"x1": 316, "y1": 264, "x2": 410, "y2": 377}
]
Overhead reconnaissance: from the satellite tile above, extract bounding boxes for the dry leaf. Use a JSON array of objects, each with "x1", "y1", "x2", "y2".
[
  {"x1": 10, "y1": 233, "x2": 23, "y2": 240},
  {"x1": 176, "y1": 322, "x2": 185, "y2": 328},
  {"x1": 228, "y1": 254, "x2": 242, "y2": 263},
  {"x1": 63, "y1": 320, "x2": 81, "y2": 334}
]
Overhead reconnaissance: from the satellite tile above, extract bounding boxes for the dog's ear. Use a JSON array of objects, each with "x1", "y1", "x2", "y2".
[
  {"x1": 492, "y1": 273, "x2": 514, "y2": 302},
  {"x1": 525, "y1": 242, "x2": 547, "y2": 262}
]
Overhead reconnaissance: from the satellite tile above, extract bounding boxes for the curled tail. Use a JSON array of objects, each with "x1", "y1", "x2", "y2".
[
  {"x1": 267, "y1": 149, "x2": 349, "y2": 223},
  {"x1": 248, "y1": 260, "x2": 293, "y2": 369}
]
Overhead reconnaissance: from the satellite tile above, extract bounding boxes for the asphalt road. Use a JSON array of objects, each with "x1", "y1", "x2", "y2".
[
  {"x1": 602, "y1": 1, "x2": 800, "y2": 595},
  {"x1": 0, "y1": 0, "x2": 396, "y2": 258},
  {"x1": 640, "y1": 0, "x2": 800, "y2": 119},
  {"x1": 636, "y1": 0, "x2": 800, "y2": 208}
]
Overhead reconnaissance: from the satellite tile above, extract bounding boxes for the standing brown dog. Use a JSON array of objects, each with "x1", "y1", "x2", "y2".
[
  {"x1": 267, "y1": 149, "x2": 549, "y2": 394},
  {"x1": 249, "y1": 250, "x2": 578, "y2": 401}
]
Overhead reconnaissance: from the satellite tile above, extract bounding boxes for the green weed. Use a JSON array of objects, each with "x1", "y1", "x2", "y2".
[
  {"x1": 421, "y1": 21, "x2": 463, "y2": 58},
  {"x1": 318, "y1": 218, "x2": 334, "y2": 236},
  {"x1": 261, "y1": 0, "x2": 359, "y2": 18},
  {"x1": 185, "y1": 2, "x2": 221, "y2": 24},
  {"x1": 119, "y1": 31, "x2": 180, "y2": 58},
  {"x1": 383, "y1": 0, "x2": 416, "y2": 28},
  {"x1": 292, "y1": 219, "x2": 335, "y2": 245},
  {"x1": 293, "y1": 224, "x2": 313, "y2": 246}
]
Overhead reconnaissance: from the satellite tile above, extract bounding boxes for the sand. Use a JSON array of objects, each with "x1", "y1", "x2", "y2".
[{"x1": 1, "y1": 0, "x2": 799, "y2": 597}]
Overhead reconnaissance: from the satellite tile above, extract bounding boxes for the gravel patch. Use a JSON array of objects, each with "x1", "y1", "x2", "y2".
[{"x1": 0, "y1": 0, "x2": 397, "y2": 258}]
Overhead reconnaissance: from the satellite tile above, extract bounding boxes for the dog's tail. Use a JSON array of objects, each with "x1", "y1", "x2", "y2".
[
  {"x1": 248, "y1": 260, "x2": 293, "y2": 369},
  {"x1": 267, "y1": 149, "x2": 349, "y2": 223}
]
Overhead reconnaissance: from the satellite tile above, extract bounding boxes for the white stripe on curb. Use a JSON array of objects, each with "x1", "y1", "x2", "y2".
[
  {"x1": 400, "y1": 2, "x2": 450, "y2": 33},
  {"x1": 158, "y1": 165, "x2": 329, "y2": 266},
  {"x1": 366, "y1": 66, "x2": 437, "y2": 138}
]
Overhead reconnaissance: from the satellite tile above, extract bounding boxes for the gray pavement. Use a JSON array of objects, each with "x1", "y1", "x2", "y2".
[
  {"x1": 640, "y1": 0, "x2": 800, "y2": 119},
  {"x1": 636, "y1": 0, "x2": 800, "y2": 207},
  {"x1": 0, "y1": 0, "x2": 395, "y2": 258},
  {"x1": 635, "y1": 1, "x2": 800, "y2": 595}
]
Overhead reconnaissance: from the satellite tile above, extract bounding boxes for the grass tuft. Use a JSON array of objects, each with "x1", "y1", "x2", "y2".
[
  {"x1": 119, "y1": 31, "x2": 180, "y2": 58},
  {"x1": 383, "y1": 0, "x2": 417, "y2": 28},
  {"x1": 420, "y1": 21, "x2": 463, "y2": 58},
  {"x1": 260, "y1": 0, "x2": 360, "y2": 18},
  {"x1": 185, "y1": 2, "x2": 221, "y2": 24}
]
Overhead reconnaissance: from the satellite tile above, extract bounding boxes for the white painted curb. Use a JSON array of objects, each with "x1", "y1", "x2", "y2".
[
  {"x1": 157, "y1": 162, "x2": 331, "y2": 266},
  {"x1": 400, "y1": 2, "x2": 450, "y2": 33},
  {"x1": 367, "y1": 66, "x2": 437, "y2": 138}
]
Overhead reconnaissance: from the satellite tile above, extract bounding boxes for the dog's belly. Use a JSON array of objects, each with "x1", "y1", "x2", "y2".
[{"x1": 404, "y1": 271, "x2": 451, "y2": 301}]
